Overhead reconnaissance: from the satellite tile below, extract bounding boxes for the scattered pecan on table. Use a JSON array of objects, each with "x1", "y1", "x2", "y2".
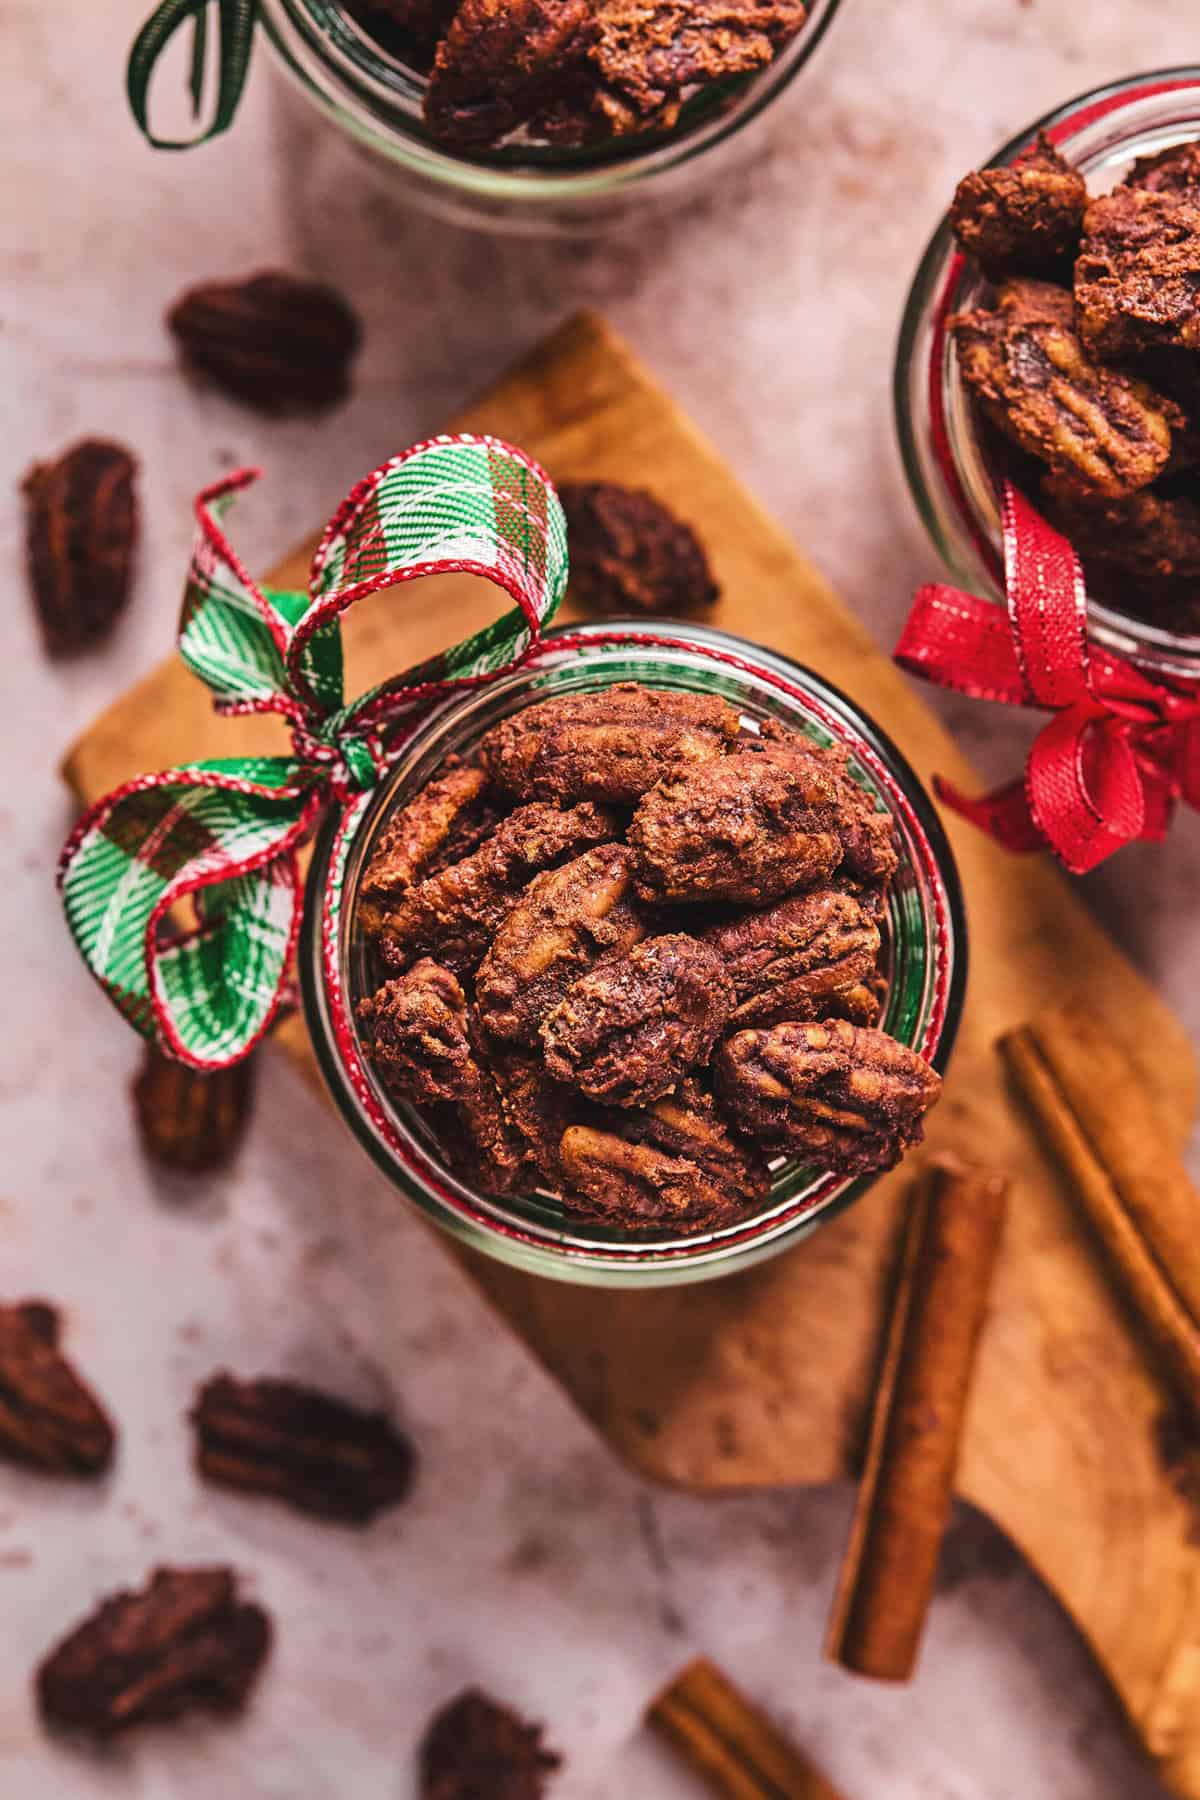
[
  {"x1": 0, "y1": 1302, "x2": 115, "y2": 1478},
  {"x1": 22, "y1": 439, "x2": 137, "y2": 656},
  {"x1": 37, "y1": 1567, "x2": 271, "y2": 1738},
  {"x1": 191, "y1": 1372, "x2": 416, "y2": 1525},
  {"x1": 559, "y1": 481, "x2": 719, "y2": 617},
  {"x1": 419, "y1": 1687, "x2": 562, "y2": 1800},
  {"x1": 132, "y1": 1045, "x2": 255, "y2": 1174},
  {"x1": 167, "y1": 271, "x2": 362, "y2": 414}
]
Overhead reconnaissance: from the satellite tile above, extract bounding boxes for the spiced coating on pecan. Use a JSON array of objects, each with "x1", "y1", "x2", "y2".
[
  {"x1": 1075, "y1": 187, "x2": 1200, "y2": 360},
  {"x1": 475, "y1": 844, "x2": 648, "y2": 1046},
  {"x1": 1123, "y1": 141, "x2": 1200, "y2": 199},
  {"x1": 541, "y1": 933, "x2": 734, "y2": 1107},
  {"x1": 753, "y1": 735, "x2": 899, "y2": 887},
  {"x1": 590, "y1": 1, "x2": 808, "y2": 134},
  {"x1": 559, "y1": 1080, "x2": 770, "y2": 1234},
  {"x1": 479, "y1": 684, "x2": 740, "y2": 807},
  {"x1": 702, "y1": 887, "x2": 882, "y2": 1029},
  {"x1": 0, "y1": 1302, "x2": 115, "y2": 1478},
  {"x1": 22, "y1": 439, "x2": 138, "y2": 657},
  {"x1": 491, "y1": 1049, "x2": 588, "y2": 1188},
  {"x1": 950, "y1": 132, "x2": 1087, "y2": 279},
  {"x1": 628, "y1": 744, "x2": 879, "y2": 906},
  {"x1": 714, "y1": 1019, "x2": 942, "y2": 1175},
  {"x1": 951, "y1": 278, "x2": 1182, "y2": 498},
  {"x1": 559, "y1": 481, "x2": 720, "y2": 618},
  {"x1": 419, "y1": 1687, "x2": 562, "y2": 1799},
  {"x1": 132, "y1": 1046, "x2": 255, "y2": 1174},
  {"x1": 358, "y1": 764, "x2": 490, "y2": 940},
  {"x1": 191, "y1": 1372, "x2": 415, "y2": 1525},
  {"x1": 425, "y1": 0, "x2": 595, "y2": 147},
  {"x1": 167, "y1": 271, "x2": 361, "y2": 415},
  {"x1": 1041, "y1": 477, "x2": 1200, "y2": 590},
  {"x1": 370, "y1": 802, "x2": 617, "y2": 975},
  {"x1": 37, "y1": 1567, "x2": 271, "y2": 1737},
  {"x1": 356, "y1": 960, "x2": 522, "y2": 1192}
]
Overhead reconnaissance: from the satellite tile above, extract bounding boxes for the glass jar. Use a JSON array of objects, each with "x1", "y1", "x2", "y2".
[
  {"x1": 260, "y1": 0, "x2": 844, "y2": 234},
  {"x1": 895, "y1": 69, "x2": 1200, "y2": 683},
  {"x1": 300, "y1": 621, "x2": 966, "y2": 1288}
]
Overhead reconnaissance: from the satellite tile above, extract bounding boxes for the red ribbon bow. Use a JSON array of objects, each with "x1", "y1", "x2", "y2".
[{"x1": 894, "y1": 482, "x2": 1200, "y2": 874}]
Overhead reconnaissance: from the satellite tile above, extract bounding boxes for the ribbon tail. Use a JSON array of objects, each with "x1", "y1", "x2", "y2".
[
  {"x1": 59, "y1": 759, "x2": 320, "y2": 1069},
  {"x1": 932, "y1": 773, "x2": 1050, "y2": 854}
]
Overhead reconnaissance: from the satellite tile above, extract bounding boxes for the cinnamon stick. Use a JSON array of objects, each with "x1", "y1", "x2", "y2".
[
  {"x1": 999, "y1": 1001, "x2": 1200, "y2": 1420},
  {"x1": 825, "y1": 1158, "x2": 1009, "y2": 1682},
  {"x1": 648, "y1": 1658, "x2": 846, "y2": 1800}
]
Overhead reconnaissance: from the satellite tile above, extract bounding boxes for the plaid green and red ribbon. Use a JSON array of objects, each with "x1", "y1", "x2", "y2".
[{"x1": 59, "y1": 435, "x2": 568, "y2": 1069}]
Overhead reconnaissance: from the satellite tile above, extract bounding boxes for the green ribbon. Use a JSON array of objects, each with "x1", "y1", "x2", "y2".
[{"x1": 128, "y1": 0, "x2": 259, "y2": 149}]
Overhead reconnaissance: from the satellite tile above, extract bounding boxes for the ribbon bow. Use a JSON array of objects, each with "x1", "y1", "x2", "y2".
[
  {"x1": 59, "y1": 435, "x2": 567, "y2": 1069},
  {"x1": 895, "y1": 481, "x2": 1200, "y2": 875}
]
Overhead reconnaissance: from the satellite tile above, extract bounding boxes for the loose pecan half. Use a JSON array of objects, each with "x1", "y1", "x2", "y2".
[
  {"x1": 167, "y1": 271, "x2": 362, "y2": 414},
  {"x1": 0, "y1": 1302, "x2": 115, "y2": 1477},
  {"x1": 479, "y1": 684, "x2": 740, "y2": 807},
  {"x1": 714, "y1": 1019, "x2": 942, "y2": 1175},
  {"x1": 22, "y1": 439, "x2": 138, "y2": 656},
  {"x1": 419, "y1": 1687, "x2": 562, "y2": 1799},
  {"x1": 132, "y1": 1046, "x2": 255, "y2": 1174},
  {"x1": 541, "y1": 932, "x2": 735, "y2": 1107},
  {"x1": 559, "y1": 481, "x2": 719, "y2": 616},
  {"x1": 191, "y1": 1372, "x2": 415, "y2": 1525},
  {"x1": 37, "y1": 1567, "x2": 271, "y2": 1737}
]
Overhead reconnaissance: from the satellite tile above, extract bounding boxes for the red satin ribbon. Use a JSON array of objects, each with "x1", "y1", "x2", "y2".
[{"x1": 895, "y1": 483, "x2": 1200, "y2": 875}]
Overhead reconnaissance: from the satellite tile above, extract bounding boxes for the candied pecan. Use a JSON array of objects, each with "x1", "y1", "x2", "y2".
[
  {"x1": 358, "y1": 765, "x2": 491, "y2": 940},
  {"x1": 191, "y1": 1372, "x2": 414, "y2": 1525},
  {"x1": 589, "y1": 1, "x2": 807, "y2": 132},
  {"x1": 132, "y1": 1046, "x2": 255, "y2": 1174},
  {"x1": 753, "y1": 736, "x2": 899, "y2": 887},
  {"x1": 475, "y1": 844, "x2": 647, "y2": 1046},
  {"x1": 167, "y1": 271, "x2": 361, "y2": 414},
  {"x1": 22, "y1": 439, "x2": 137, "y2": 656},
  {"x1": 479, "y1": 683, "x2": 740, "y2": 807},
  {"x1": 357, "y1": 960, "x2": 522, "y2": 1192},
  {"x1": 492, "y1": 1049, "x2": 586, "y2": 1187},
  {"x1": 1124, "y1": 140, "x2": 1200, "y2": 198},
  {"x1": 37, "y1": 1567, "x2": 271, "y2": 1738},
  {"x1": 1041, "y1": 477, "x2": 1200, "y2": 590},
  {"x1": 714, "y1": 1019, "x2": 942, "y2": 1175},
  {"x1": 559, "y1": 481, "x2": 719, "y2": 616},
  {"x1": 425, "y1": 0, "x2": 595, "y2": 147},
  {"x1": 1075, "y1": 188, "x2": 1200, "y2": 360},
  {"x1": 0, "y1": 1302, "x2": 114, "y2": 1478},
  {"x1": 952, "y1": 278, "x2": 1182, "y2": 498},
  {"x1": 559, "y1": 1080, "x2": 770, "y2": 1234},
  {"x1": 371, "y1": 802, "x2": 616, "y2": 976},
  {"x1": 951, "y1": 132, "x2": 1087, "y2": 278},
  {"x1": 420, "y1": 1688, "x2": 562, "y2": 1799},
  {"x1": 541, "y1": 933, "x2": 734, "y2": 1107},
  {"x1": 702, "y1": 887, "x2": 882, "y2": 1028},
  {"x1": 629, "y1": 746, "x2": 860, "y2": 906}
]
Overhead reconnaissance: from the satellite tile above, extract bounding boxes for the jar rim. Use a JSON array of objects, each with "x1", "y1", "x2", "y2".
[
  {"x1": 299, "y1": 621, "x2": 967, "y2": 1287},
  {"x1": 260, "y1": 0, "x2": 844, "y2": 202},
  {"x1": 895, "y1": 66, "x2": 1200, "y2": 680}
]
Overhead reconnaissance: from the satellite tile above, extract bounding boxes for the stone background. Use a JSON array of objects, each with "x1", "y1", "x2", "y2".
[{"x1": 3, "y1": 1, "x2": 1198, "y2": 1794}]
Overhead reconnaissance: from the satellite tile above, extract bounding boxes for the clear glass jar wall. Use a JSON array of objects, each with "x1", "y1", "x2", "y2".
[
  {"x1": 260, "y1": 0, "x2": 844, "y2": 233},
  {"x1": 301, "y1": 623, "x2": 966, "y2": 1289},
  {"x1": 895, "y1": 69, "x2": 1200, "y2": 682}
]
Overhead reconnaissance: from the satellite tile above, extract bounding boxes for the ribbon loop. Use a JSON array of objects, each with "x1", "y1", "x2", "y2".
[
  {"x1": 128, "y1": 0, "x2": 259, "y2": 150},
  {"x1": 896, "y1": 479, "x2": 1200, "y2": 874},
  {"x1": 60, "y1": 436, "x2": 568, "y2": 1069}
]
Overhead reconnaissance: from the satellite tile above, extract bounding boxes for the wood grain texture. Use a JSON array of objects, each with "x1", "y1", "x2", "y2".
[{"x1": 61, "y1": 312, "x2": 1200, "y2": 1796}]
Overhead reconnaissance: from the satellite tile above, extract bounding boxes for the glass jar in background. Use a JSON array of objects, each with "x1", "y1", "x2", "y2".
[
  {"x1": 301, "y1": 622, "x2": 966, "y2": 1289},
  {"x1": 260, "y1": 0, "x2": 845, "y2": 235},
  {"x1": 895, "y1": 69, "x2": 1200, "y2": 684}
]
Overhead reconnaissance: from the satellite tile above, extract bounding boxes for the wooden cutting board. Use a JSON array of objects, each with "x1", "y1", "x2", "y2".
[{"x1": 64, "y1": 312, "x2": 1200, "y2": 1796}]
